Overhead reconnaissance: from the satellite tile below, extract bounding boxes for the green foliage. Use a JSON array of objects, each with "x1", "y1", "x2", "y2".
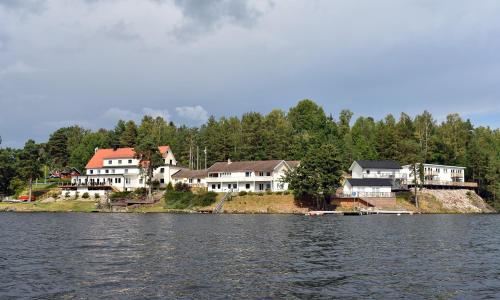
[
  {"x1": 82, "y1": 192, "x2": 90, "y2": 199},
  {"x1": 166, "y1": 182, "x2": 174, "y2": 192},
  {"x1": 238, "y1": 191, "x2": 248, "y2": 196},
  {"x1": 286, "y1": 143, "x2": 343, "y2": 209},
  {"x1": 65, "y1": 191, "x2": 70, "y2": 198},
  {"x1": 174, "y1": 182, "x2": 191, "y2": 192},
  {"x1": 94, "y1": 193, "x2": 100, "y2": 199},
  {"x1": 164, "y1": 190, "x2": 217, "y2": 209}
]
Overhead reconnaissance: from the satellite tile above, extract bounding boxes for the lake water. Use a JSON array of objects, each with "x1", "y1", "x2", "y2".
[{"x1": 0, "y1": 213, "x2": 499, "y2": 299}]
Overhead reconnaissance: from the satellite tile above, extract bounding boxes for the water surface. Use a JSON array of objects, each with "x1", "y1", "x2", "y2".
[{"x1": 0, "y1": 213, "x2": 499, "y2": 299}]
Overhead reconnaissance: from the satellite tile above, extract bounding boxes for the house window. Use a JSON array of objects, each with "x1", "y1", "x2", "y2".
[
  {"x1": 118, "y1": 160, "x2": 122, "y2": 164},
  {"x1": 128, "y1": 159, "x2": 132, "y2": 164},
  {"x1": 233, "y1": 184, "x2": 237, "y2": 189},
  {"x1": 212, "y1": 184, "x2": 216, "y2": 189},
  {"x1": 125, "y1": 178, "x2": 131, "y2": 184},
  {"x1": 366, "y1": 170, "x2": 370, "y2": 174},
  {"x1": 125, "y1": 169, "x2": 128, "y2": 174},
  {"x1": 266, "y1": 183, "x2": 271, "y2": 190},
  {"x1": 160, "y1": 179, "x2": 165, "y2": 184},
  {"x1": 90, "y1": 170, "x2": 94, "y2": 174},
  {"x1": 170, "y1": 160, "x2": 173, "y2": 165},
  {"x1": 160, "y1": 168, "x2": 165, "y2": 173},
  {"x1": 245, "y1": 172, "x2": 251, "y2": 177},
  {"x1": 189, "y1": 179, "x2": 193, "y2": 183},
  {"x1": 97, "y1": 170, "x2": 101, "y2": 174},
  {"x1": 209, "y1": 173, "x2": 219, "y2": 178},
  {"x1": 112, "y1": 169, "x2": 115, "y2": 174},
  {"x1": 108, "y1": 160, "x2": 112, "y2": 165},
  {"x1": 246, "y1": 184, "x2": 250, "y2": 189},
  {"x1": 258, "y1": 172, "x2": 264, "y2": 176},
  {"x1": 266, "y1": 172, "x2": 271, "y2": 176},
  {"x1": 227, "y1": 184, "x2": 231, "y2": 189},
  {"x1": 259, "y1": 184, "x2": 264, "y2": 190},
  {"x1": 197, "y1": 179, "x2": 201, "y2": 183},
  {"x1": 217, "y1": 184, "x2": 221, "y2": 189},
  {"x1": 105, "y1": 169, "x2": 109, "y2": 174}
]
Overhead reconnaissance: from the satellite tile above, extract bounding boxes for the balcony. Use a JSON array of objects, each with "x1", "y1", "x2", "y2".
[{"x1": 403, "y1": 180, "x2": 477, "y2": 188}]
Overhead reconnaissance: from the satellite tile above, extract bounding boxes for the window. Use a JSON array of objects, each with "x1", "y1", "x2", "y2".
[
  {"x1": 246, "y1": 184, "x2": 250, "y2": 189},
  {"x1": 212, "y1": 184, "x2": 216, "y2": 189},
  {"x1": 209, "y1": 173, "x2": 219, "y2": 178},
  {"x1": 160, "y1": 179, "x2": 165, "y2": 184},
  {"x1": 217, "y1": 184, "x2": 221, "y2": 189},
  {"x1": 259, "y1": 184, "x2": 264, "y2": 190},
  {"x1": 245, "y1": 172, "x2": 251, "y2": 177},
  {"x1": 197, "y1": 179, "x2": 201, "y2": 183},
  {"x1": 118, "y1": 160, "x2": 122, "y2": 164},
  {"x1": 227, "y1": 184, "x2": 231, "y2": 189},
  {"x1": 125, "y1": 178, "x2": 131, "y2": 184},
  {"x1": 125, "y1": 169, "x2": 128, "y2": 174},
  {"x1": 90, "y1": 170, "x2": 94, "y2": 174},
  {"x1": 108, "y1": 160, "x2": 112, "y2": 165},
  {"x1": 160, "y1": 168, "x2": 165, "y2": 173},
  {"x1": 233, "y1": 184, "x2": 237, "y2": 189},
  {"x1": 266, "y1": 172, "x2": 271, "y2": 176},
  {"x1": 266, "y1": 183, "x2": 271, "y2": 190},
  {"x1": 112, "y1": 169, "x2": 115, "y2": 174},
  {"x1": 97, "y1": 170, "x2": 101, "y2": 174},
  {"x1": 366, "y1": 170, "x2": 370, "y2": 174},
  {"x1": 258, "y1": 172, "x2": 264, "y2": 176},
  {"x1": 128, "y1": 159, "x2": 132, "y2": 164},
  {"x1": 189, "y1": 179, "x2": 193, "y2": 183},
  {"x1": 105, "y1": 169, "x2": 109, "y2": 174},
  {"x1": 169, "y1": 160, "x2": 173, "y2": 165}
]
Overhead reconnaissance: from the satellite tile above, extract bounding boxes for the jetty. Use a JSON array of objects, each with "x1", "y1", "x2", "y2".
[{"x1": 306, "y1": 209, "x2": 415, "y2": 216}]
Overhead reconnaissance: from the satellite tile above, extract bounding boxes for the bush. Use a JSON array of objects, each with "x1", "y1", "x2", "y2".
[
  {"x1": 239, "y1": 191, "x2": 248, "y2": 196},
  {"x1": 265, "y1": 189, "x2": 273, "y2": 195},
  {"x1": 164, "y1": 190, "x2": 217, "y2": 209},
  {"x1": 257, "y1": 192, "x2": 264, "y2": 197},
  {"x1": 166, "y1": 182, "x2": 174, "y2": 192},
  {"x1": 275, "y1": 191, "x2": 284, "y2": 195},
  {"x1": 284, "y1": 190, "x2": 291, "y2": 195},
  {"x1": 174, "y1": 182, "x2": 191, "y2": 192},
  {"x1": 133, "y1": 188, "x2": 147, "y2": 197},
  {"x1": 74, "y1": 191, "x2": 80, "y2": 199},
  {"x1": 65, "y1": 191, "x2": 70, "y2": 198},
  {"x1": 94, "y1": 193, "x2": 100, "y2": 199},
  {"x1": 82, "y1": 192, "x2": 90, "y2": 199}
]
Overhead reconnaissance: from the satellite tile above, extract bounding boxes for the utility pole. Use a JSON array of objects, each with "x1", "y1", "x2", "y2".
[
  {"x1": 196, "y1": 146, "x2": 199, "y2": 170},
  {"x1": 189, "y1": 145, "x2": 192, "y2": 169},
  {"x1": 204, "y1": 147, "x2": 207, "y2": 170}
]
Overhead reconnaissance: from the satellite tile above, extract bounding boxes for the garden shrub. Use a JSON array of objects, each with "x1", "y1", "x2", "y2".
[
  {"x1": 82, "y1": 192, "x2": 90, "y2": 199},
  {"x1": 94, "y1": 193, "x2": 100, "y2": 199},
  {"x1": 239, "y1": 191, "x2": 248, "y2": 196}
]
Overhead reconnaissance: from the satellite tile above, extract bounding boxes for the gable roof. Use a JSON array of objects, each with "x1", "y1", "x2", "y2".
[
  {"x1": 207, "y1": 160, "x2": 286, "y2": 173},
  {"x1": 286, "y1": 160, "x2": 301, "y2": 169},
  {"x1": 347, "y1": 178, "x2": 394, "y2": 187},
  {"x1": 353, "y1": 160, "x2": 401, "y2": 170},
  {"x1": 86, "y1": 146, "x2": 170, "y2": 169},
  {"x1": 172, "y1": 169, "x2": 208, "y2": 179}
]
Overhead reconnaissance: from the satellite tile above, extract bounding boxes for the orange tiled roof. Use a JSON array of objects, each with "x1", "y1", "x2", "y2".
[{"x1": 86, "y1": 146, "x2": 170, "y2": 169}]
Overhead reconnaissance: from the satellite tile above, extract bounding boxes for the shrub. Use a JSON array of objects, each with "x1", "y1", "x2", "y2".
[
  {"x1": 275, "y1": 191, "x2": 284, "y2": 195},
  {"x1": 133, "y1": 188, "x2": 147, "y2": 197},
  {"x1": 74, "y1": 191, "x2": 80, "y2": 199},
  {"x1": 65, "y1": 191, "x2": 71, "y2": 198},
  {"x1": 239, "y1": 191, "x2": 248, "y2": 196},
  {"x1": 82, "y1": 192, "x2": 90, "y2": 199},
  {"x1": 265, "y1": 189, "x2": 273, "y2": 195},
  {"x1": 166, "y1": 182, "x2": 174, "y2": 192},
  {"x1": 94, "y1": 193, "x2": 100, "y2": 199},
  {"x1": 284, "y1": 190, "x2": 291, "y2": 195},
  {"x1": 257, "y1": 192, "x2": 264, "y2": 197},
  {"x1": 174, "y1": 182, "x2": 191, "y2": 192}
]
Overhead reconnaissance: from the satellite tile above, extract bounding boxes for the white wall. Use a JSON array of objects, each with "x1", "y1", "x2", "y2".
[{"x1": 401, "y1": 164, "x2": 465, "y2": 183}]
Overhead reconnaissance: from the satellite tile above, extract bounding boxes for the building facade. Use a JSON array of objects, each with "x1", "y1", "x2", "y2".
[
  {"x1": 206, "y1": 160, "x2": 299, "y2": 193},
  {"x1": 171, "y1": 169, "x2": 208, "y2": 188},
  {"x1": 342, "y1": 160, "x2": 402, "y2": 197},
  {"x1": 70, "y1": 146, "x2": 181, "y2": 193},
  {"x1": 401, "y1": 164, "x2": 466, "y2": 184}
]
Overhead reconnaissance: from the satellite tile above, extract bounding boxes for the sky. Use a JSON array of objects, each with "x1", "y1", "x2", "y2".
[{"x1": 1, "y1": 0, "x2": 499, "y2": 148}]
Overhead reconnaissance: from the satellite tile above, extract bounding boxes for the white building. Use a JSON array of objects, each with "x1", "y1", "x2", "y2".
[
  {"x1": 206, "y1": 160, "x2": 299, "y2": 193},
  {"x1": 171, "y1": 169, "x2": 208, "y2": 188},
  {"x1": 342, "y1": 160, "x2": 402, "y2": 197},
  {"x1": 401, "y1": 163, "x2": 465, "y2": 184},
  {"x1": 343, "y1": 178, "x2": 394, "y2": 198},
  {"x1": 69, "y1": 145, "x2": 182, "y2": 194}
]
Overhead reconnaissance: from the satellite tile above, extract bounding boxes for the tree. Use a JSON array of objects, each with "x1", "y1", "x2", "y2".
[
  {"x1": 0, "y1": 148, "x2": 18, "y2": 195},
  {"x1": 47, "y1": 128, "x2": 69, "y2": 168},
  {"x1": 135, "y1": 137, "x2": 164, "y2": 200},
  {"x1": 18, "y1": 140, "x2": 42, "y2": 201},
  {"x1": 285, "y1": 144, "x2": 343, "y2": 210},
  {"x1": 120, "y1": 120, "x2": 138, "y2": 147}
]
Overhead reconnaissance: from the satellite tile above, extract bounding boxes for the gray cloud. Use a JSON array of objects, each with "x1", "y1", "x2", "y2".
[{"x1": 0, "y1": 0, "x2": 46, "y2": 13}]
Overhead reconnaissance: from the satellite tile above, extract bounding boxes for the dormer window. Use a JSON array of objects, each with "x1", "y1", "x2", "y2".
[
  {"x1": 118, "y1": 160, "x2": 122, "y2": 164},
  {"x1": 108, "y1": 160, "x2": 112, "y2": 165}
]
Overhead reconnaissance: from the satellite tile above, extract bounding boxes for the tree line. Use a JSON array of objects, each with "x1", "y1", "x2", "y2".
[{"x1": 0, "y1": 99, "x2": 498, "y2": 207}]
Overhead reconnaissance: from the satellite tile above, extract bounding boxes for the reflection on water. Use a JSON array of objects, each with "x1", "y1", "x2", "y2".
[{"x1": 0, "y1": 214, "x2": 499, "y2": 299}]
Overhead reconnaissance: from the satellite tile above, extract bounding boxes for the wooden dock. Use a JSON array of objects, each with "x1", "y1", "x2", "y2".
[{"x1": 306, "y1": 209, "x2": 415, "y2": 216}]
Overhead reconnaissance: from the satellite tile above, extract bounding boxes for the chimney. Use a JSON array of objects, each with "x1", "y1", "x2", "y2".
[
  {"x1": 227, "y1": 158, "x2": 232, "y2": 165},
  {"x1": 94, "y1": 147, "x2": 99, "y2": 154}
]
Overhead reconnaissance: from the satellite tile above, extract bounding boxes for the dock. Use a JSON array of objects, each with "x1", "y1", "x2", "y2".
[{"x1": 306, "y1": 209, "x2": 415, "y2": 216}]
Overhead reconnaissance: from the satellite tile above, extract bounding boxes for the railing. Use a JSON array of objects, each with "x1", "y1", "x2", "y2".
[
  {"x1": 213, "y1": 190, "x2": 233, "y2": 214},
  {"x1": 403, "y1": 180, "x2": 477, "y2": 188},
  {"x1": 338, "y1": 192, "x2": 396, "y2": 198},
  {"x1": 361, "y1": 174, "x2": 396, "y2": 179}
]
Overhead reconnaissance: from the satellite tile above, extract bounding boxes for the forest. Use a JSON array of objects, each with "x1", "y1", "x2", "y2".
[{"x1": 0, "y1": 99, "x2": 499, "y2": 207}]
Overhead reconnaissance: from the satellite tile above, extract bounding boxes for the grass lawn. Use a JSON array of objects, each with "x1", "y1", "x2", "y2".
[
  {"x1": 199, "y1": 194, "x2": 308, "y2": 214},
  {"x1": 0, "y1": 200, "x2": 97, "y2": 212}
]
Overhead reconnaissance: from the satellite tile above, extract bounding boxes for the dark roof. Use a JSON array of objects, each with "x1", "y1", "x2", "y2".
[
  {"x1": 208, "y1": 160, "x2": 285, "y2": 173},
  {"x1": 355, "y1": 160, "x2": 401, "y2": 169},
  {"x1": 347, "y1": 178, "x2": 394, "y2": 187},
  {"x1": 172, "y1": 169, "x2": 208, "y2": 179}
]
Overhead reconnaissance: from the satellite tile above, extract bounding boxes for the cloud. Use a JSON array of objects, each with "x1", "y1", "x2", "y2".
[
  {"x1": 142, "y1": 107, "x2": 171, "y2": 121},
  {"x1": 172, "y1": 0, "x2": 272, "y2": 39},
  {"x1": 0, "y1": 0, "x2": 46, "y2": 13},
  {"x1": 175, "y1": 105, "x2": 209, "y2": 123},
  {"x1": 102, "y1": 107, "x2": 171, "y2": 123},
  {"x1": 0, "y1": 61, "x2": 38, "y2": 77}
]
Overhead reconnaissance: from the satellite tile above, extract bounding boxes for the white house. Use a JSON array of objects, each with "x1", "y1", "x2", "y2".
[
  {"x1": 349, "y1": 160, "x2": 403, "y2": 179},
  {"x1": 342, "y1": 160, "x2": 402, "y2": 197},
  {"x1": 401, "y1": 163, "x2": 466, "y2": 184},
  {"x1": 206, "y1": 160, "x2": 299, "y2": 193},
  {"x1": 343, "y1": 178, "x2": 394, "y2": 198},
  {"x1": 69, "y1": 145, "x2": 182, "y2": 195},
  {"x1": 171, "y1": 169, "x2": 208, "y2": 188}
]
